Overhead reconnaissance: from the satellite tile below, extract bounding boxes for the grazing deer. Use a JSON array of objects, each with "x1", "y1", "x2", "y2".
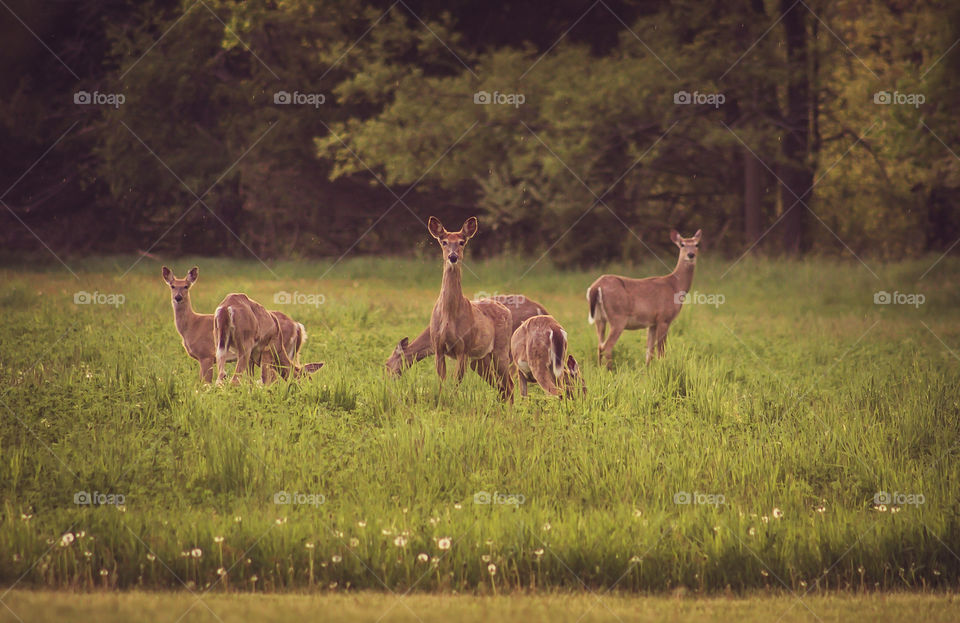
[
  {"x1": 162, "y1": 266, "x2": 236, "y2": 383},
  {"x1": 385, "y1": 295, "x2": 549, "y2": 376},
  {"x1": 265, "y1": 311, "x2": 324, "y2": 381},
  {"x1": 426, "y1": 216, "x2": 514, "y2": 400},
  {"x1": 587, "y1": 229, "x2": 702, "y2": 368},
  {"x1": 214, "y1": 293, "x2": 322, "y2": 384},
  {"x1": 511, "y1": 315, "x2": 585, "y2": 398}
]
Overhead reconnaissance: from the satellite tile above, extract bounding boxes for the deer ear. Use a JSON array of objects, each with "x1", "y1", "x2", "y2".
[
  {"x1": 399, "y1": 337, "x2": 409, "y2": 349},
  {"x1": 462, "y1": 216, "x2": 478, "y2": 239},
  {"x1": 303, "y1": 362, "x2": 324, "y2": 374},
  {"x1": 187, "y1": 266, "x2": 199, "y2": 283},
  {"x1": 692, "y1": 229, "x2": 702, "y2": 243},
  {"x1": 566, "y1": 354, "x2": 579, "y2": 372},
  {"x1": 161, "y1": 266, "x2": 173, "y2": 284},
  {"x1": 427, "y1": 216, "x2": 446, "y2": 239},
  {"x1": 670, "y1": 230, "x2": 682, "y2": 247}
]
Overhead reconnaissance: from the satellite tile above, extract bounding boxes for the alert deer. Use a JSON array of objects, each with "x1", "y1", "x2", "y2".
[
  {"x1": 162, "y1": 266, "x2": 236, "y2": 383},
  {"x1": 162, "y1": 267, "x2": 318, "y2": 383},
  {"x1": 385, "y1": 295, "x2": 549, "y2": 376},
  {"x1": 587, "y1": 229, "x2": 702, "y2": 368},
  {"x1": 214, "y1": 293, "x2": 322, "y2": 384},
  {"x1": 427, "y1": 216, "x2": 514, "y2": 400},
  {"x1": 510, "y1": 315, "x2": 585, "y2": 398}
]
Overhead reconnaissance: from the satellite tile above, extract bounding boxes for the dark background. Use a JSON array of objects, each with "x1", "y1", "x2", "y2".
[{"x1": 1, "y1": 0, "x2": 957, "y2": 266}]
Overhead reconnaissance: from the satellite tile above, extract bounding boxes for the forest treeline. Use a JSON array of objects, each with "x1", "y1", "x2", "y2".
[{"x1": 2, "y1": 0, "x2": 958, "y2": 264}]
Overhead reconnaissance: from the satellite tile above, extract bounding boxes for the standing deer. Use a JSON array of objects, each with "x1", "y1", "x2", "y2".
[
  {"x1": 214, "y1": 293, "x2": 322, "y2": 384},
  {"x1": 385, "y1": 294, "x2": 549, "y2": 376},
  {"x1": 510, "y1": 315, "x2": 585, "y2": 398},
  {"x1": 162, "y1": 267, "x2": 319, "y2": 383},
  {"x1": 586, "y1": 229, "x2": 702, "y2": 368},
  {"x1": 426, "y1": 216, "x2": 514, "y2": 400}
]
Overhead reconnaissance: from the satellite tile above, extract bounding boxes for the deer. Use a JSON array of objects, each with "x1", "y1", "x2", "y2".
[
  {"x1": 426, "y1": 216, "x2": 514, "y2": 400},
  {"x1": 586, "y1": 229, "x2": 702, "y2": 369},
  {"x1": 162, "y1": 267, "x2": 320, "y2": 383},
  {"x1": 510, "y1": 315, "x2": 585, "y2": 398},
  {"x1": 385, "y1": 294, "x2": 549, "y2": 376},
  {"x1": 214, "y1": 293, "x2": 322, "y2": 384}
]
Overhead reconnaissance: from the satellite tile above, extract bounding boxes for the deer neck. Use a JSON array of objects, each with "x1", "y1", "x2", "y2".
[
  {"x1": 670, "y1": 256, "x2": 696, "y2": 293},
  {"x1": 438, "y1": 261, "x2": 467, "y2": 316},
  {"x1": 172, "y1": 296, "x2": 201, "y2": 336}
]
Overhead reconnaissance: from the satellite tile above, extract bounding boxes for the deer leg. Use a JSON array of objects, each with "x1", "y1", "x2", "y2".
[
  {"x1": 655, "y1": 323, "x2": 670, "y2": 358},
  {"x1": 601, "y1": 322, "x2": 626, "y2": 370},
  {"x1": 646, "y1": 327, "x2": 657, "y2": 365},
  {"x1": 435, "y1": 345, "x2": 447, "y2": 382},
  {"x1": 455, "y1": 355, "x2": 468, "y2": 384},
  {"x1": 231, "y1": 348, "x2": 249, "y2": 385},
  {"x1": 260, "y1": 349, "x2": 277, "y2": 385},
  {"x1": 516, "y1": 371, "x2": 528, "y2": 397},
  {"x1": 199, "y1": 358, "x2": 214, "y2": 384},
  {"x1": 492, "y1": 352, "x2": 514, "y2": 403},
  {"x1": 594, "y1": 318, "x2": 607, "y2": 366}
]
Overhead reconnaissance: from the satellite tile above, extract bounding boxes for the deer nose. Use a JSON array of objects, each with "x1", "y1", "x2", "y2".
[
  {"x1": 687, "y1": 253, "x2": 695, "y2": 259},
  {"x1": 448, "y1": 254, "x2": 458, "y2": 263},
  {"x1": 174, "y1": 294, "x2": 183, "y2": 302}
]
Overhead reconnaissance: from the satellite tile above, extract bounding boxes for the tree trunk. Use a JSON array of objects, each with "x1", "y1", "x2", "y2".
[{"x1": 779, "y1": 0, "x2": 813, "y2": 255}]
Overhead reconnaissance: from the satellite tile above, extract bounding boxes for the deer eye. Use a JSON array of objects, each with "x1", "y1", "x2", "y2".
[
  {"x1": 184, "y1": 285, "x2": 189, "y2": 289},
  {"x1": 458, "y1": 241, "x2": 464, "y2": 246}
]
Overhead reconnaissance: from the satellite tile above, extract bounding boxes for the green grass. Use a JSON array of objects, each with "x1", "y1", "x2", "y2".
[
  {"x1": 2, "y1": 590, "x2": 959, "y2": 622},
  {"x1": 0, "y1": 254, "x2": 958, "y2": 595}
]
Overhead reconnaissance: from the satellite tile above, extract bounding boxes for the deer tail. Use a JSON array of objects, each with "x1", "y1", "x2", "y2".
[
  {"x1": 214, "y1": 306, "x2": 232, "y2": 362},
  {"x1": 587, "y1": 284, "x2": 602, "y2": 325},
  {"x1": 549, "y1": 329, "x2": 565, "y2": 379}
]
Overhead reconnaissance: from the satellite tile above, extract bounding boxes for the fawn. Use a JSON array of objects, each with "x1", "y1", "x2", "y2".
[
  {"x1": 426, "y1": 216, "x2": 514, "y2": 400},
  {"x1": 511, "y1": 315, "x2": 585, "y2": 398},
  {"x1": 586, "y1": 229, "x2": 702, "y2": 368},
  {"x1": 385, "y1": 294, "x2": 548, "y2": 376}
]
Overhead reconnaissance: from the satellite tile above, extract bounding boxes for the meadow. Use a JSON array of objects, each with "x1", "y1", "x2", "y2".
[{"x1": 0, "y1": 252, "x2": 958, "y2": 599}]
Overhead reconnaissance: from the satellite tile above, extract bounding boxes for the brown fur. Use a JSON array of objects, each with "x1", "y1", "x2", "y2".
[
  {"x1": 426, "y1": 216, "x2": 514, "y2": 401},
  {"x1": 385, "y1": 295, "x2": 549, "y2": 376},
  {"x1": 215, "y1": 293, "x2": 299, "y2": 385},
  {"x1": 587, "y1": 229, "x2": 702, "y2": 368},
  {"x1": 510, "y1": 315, "x2": 585, "y2": 398}
]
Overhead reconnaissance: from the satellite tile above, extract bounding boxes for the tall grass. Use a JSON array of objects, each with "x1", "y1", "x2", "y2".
[{"x1": 0, "y1": 254, "x2": 957, "y2": 593}]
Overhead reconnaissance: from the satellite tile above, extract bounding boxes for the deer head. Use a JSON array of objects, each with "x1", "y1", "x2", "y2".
[
  {"x1": 427, "y1": 216, "x2": 478, "y2": 265},
  {"x1": 670, "y1": 230, "x2": 702, "y2": 264},
  {"x1": 561, "y1": 354, "x2": 586, "y2": 397},
  {"x1": 161, "y1": 266, "x2": 198, "y2": 306},
  {"x1": 385, "y1": 337, "x2": 410, "y2": 376}
]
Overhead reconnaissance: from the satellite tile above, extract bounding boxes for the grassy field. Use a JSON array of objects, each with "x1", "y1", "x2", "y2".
[
  {"x1": 2, "y1": 590, "x2": 959, "y2": 622},
  {"x1": 0, "y1": 253, "x2": 958, "y2": 598}
]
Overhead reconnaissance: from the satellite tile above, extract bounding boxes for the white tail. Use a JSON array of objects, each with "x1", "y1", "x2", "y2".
[{"x1": 511, "y1": 316, "x2": 584, "y2": 398}]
